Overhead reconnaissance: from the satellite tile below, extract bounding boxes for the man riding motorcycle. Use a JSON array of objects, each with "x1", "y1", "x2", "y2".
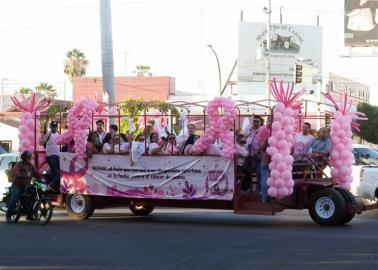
[{"x1": 6, "y1": 151, "x2": 41, "y2": 223}]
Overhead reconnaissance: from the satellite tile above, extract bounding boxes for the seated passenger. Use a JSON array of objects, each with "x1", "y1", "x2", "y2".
[
  {"x1": 311, "y1": 127, "x2": 332, "y2": 156},
  {"x1": 109, "y1": 124, "x2": 118, "y2": 138},
  {"x1": 235, "y1": 133, "x2": 248, "y2": 170},
  {"x1": 102, "y1": 133, "x2": 114, "y2": 154},
  {"x1": 182, "y1": 134, "x2": 199, "y2": 155},
  {"x1": 119, "y1": 133, "x2": 131, "y2": 154},
  {"x1": 86, "y1": 132, "x2": 98, "y2": 158},
  {"x1": 148, "y1": 132, "x2": 166, "y2": 155},
  {"x1": 163, "y1": 134, "x2": 179, "y2": 155}
]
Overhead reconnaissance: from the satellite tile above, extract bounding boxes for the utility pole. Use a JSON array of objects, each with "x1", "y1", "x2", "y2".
[
  {"x1": 207, "y1": 44, "x2": 222, "y2": 96},
  {"x1": 264, "y1": 0, "x2": 272, "y2": 107},
  {"x1": 280, "y1": 6, "x2": 283, "y2": 24},
  {"x1": 99, "y1": 0, "x2": 115, "y2": 108}
]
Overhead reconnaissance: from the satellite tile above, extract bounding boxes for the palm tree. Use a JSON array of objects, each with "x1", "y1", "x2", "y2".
[
  {"x1": 63, "y1": 49, "x2": 89, "y2": 81},
  {"x1": 35, "y1": 82, "x2": 57, "y2": 98},
  {"x1": 15, "y1": 87, "x2": 32, "y2": 95},
  {"x1": 133, "y1": 65, "x2": 152, "y2": 77}
]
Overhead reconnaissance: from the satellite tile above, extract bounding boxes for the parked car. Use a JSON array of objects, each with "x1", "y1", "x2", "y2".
[
  {"x1": 357, "y1": 166, "x2": 378, "y2": 201},
  {"x1": 324, "y1": 144, "x2": 378, "y2": 196},
  {"x1": 0, "y1": 153, "x2": 19, "y2": 200}
]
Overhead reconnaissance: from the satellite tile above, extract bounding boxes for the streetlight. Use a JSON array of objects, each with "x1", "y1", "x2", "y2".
[{"x1": 207, "y1": 44, "x2": 222, "y2": 96}]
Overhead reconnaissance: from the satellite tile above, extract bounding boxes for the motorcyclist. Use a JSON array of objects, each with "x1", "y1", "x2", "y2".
[{"x1": 6, "y1": 151, "x2": 41, "y2": 223}]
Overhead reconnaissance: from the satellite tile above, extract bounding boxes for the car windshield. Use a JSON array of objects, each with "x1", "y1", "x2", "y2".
[{"x1": 353, "y1": 147, "x2": 378, "y2": 166}]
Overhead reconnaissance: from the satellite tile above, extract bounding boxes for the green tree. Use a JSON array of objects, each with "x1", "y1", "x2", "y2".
[
  {"x1": 133, "y1": 65, "x2": 152, "y2": 77},
  {"x1": 357, "y1": 102, "x2": 378, "y2": 144},
  {"x1": 35, "y1": 82, "x2": 57, "y2": 98},
  {"x1": 15, "y1": 87, "x2": 32, "y2": 95},
  {"x1": 63, "y1": 49, "x2": 89, "y2": 81}
]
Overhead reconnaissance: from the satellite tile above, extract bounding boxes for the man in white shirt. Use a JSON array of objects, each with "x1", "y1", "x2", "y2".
[
  {"x1": 44, "y1": 120, "x2": 61, "y2": 192},
  {"x1": 94, "y1": 120, "x2": 108, "y2": 152},
  {"x1": 292, "y1": 122, "x2": 314, "y2": 179},
  {"x1": 292, "y1": 122, "x2": 314, "y2": 160}
]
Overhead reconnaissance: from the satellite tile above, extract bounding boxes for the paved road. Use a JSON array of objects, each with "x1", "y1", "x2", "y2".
[{"x1": 0, "y1": 207, "x2": 378, "y2": 270}]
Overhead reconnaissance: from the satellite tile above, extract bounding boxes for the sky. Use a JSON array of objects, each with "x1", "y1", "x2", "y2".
[{"x1": 0, "y1": 0, "x2": 377, "y2": 104}]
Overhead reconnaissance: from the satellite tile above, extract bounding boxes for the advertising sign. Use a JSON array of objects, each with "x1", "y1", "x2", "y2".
[
  {"x1": 238, "y1": 22, "x2": 322, "y2": 85},
  {"x1": 345, "y1": 0, "x2": 378, "y2": 47},
  {"x1": 60, "y1": 153, "x2": 235, "y2": 201}
]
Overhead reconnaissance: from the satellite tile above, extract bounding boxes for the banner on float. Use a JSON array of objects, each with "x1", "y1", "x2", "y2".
[{"x1": 59, "y1": 153, "x2": 234, "y2": 201}]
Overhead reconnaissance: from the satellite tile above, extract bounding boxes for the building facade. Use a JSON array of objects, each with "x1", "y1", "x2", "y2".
[{"x1": 72, "y1": 76, "x2": 175, "y2": 103}]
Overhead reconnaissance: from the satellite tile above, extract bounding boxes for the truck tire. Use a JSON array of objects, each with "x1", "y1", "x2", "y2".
[
  {"x1": 66, "y1": 194, "x2": 95, "y2": 220},
  {"x1": 129, "y1": 202, "x2": 154, "y2": 216},
  {"x1": 309, "y1": 188, "x2": 346, "y2": 226},
  {"x1": 335, "y1": 187, "x2": 356, "y2": 224}
]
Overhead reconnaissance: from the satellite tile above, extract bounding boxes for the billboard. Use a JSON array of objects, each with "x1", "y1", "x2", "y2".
[
  {"x1": 238, "y1": 22, "x2": 322, "y2": 89},
  {"x1": 345, "y1": 0, "x2": 378, "y2": 47}
]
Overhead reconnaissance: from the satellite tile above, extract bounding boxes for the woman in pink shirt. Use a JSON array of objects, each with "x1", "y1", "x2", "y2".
[{"x1": 163, "y1": 134, "x2": 179, "y2": 155}]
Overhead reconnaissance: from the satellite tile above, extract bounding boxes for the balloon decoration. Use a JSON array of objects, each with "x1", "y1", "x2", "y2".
[
  {"x1": 191, "y1": 97, "x2": 237, "y2": 159},
  {"x1": 11, "y1": 92, "x2": 50, "y2": 166},
  {"x1": 266, "y1": 79, "x2": 305, "y2": 199},
  {"x1": 55, "y1": 99, "x2": 98, "y2": 160},
  {"x1": 322, "y1": 92, "x2": 367, "y2": 190}
]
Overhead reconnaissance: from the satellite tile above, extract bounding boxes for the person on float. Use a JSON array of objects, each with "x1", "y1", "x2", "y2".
[
  {"x1": 148, "y1": 132, "x2": 166, "y2": 155},
  {"x1": 235, "y1": 132, "x2": 249, "y2": 181},
  {"x1": 94, "y1": 120, "x2": 108, "y2": 152},
  {"x1": 43, "y1": 120, "x2": 61, "y2": 192},
  {"x1": 310, "y1": 127, "x2": 332, "y2": 173},
  {"x1": 257, "y1": 116, "x2": 272, "y2": 202},
  {"x1": 86, "y1": 132, "x2": 98, "y2": 158},
  {"x1": 6, "y1": 151, "x2": 41, "y2": 222},
  {"x1": 102, "y1": 133, "x2": 114, "y2": 154},
  {"x1": 119, "y1": 133, "x2": 131, "y2": 154},
  {"x1": 182, "y1": 135, "x2": 200, "y2": 155},
  {"x1": 242, "y1": 116, "x2": 263, "y2": 192},
  {"x1": 163, "y1": 133, "x2": 179, "y2": 155},
  {"x1": 292, "y1": 122, "x2": 314, "y2": 179}
]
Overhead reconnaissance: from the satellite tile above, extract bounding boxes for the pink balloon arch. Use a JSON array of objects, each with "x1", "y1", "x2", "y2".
[
  {"x1": 191, "y1": 97, "x2": 237, "y2": 159},
  {"x1": 266, "y1": 79, "x2": 305, "y2": 199},
  {"x1": 11, "y1": 92, "x2": 50, "y2": 166},
  {"x1": 323, "y1": 92, "x2": 367, "y2": 190}
]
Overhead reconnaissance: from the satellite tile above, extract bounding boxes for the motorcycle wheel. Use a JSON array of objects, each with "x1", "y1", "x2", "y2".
[
  {"x1": 8, "y1": 212, "x2": 21, "y2": 223},
  {"x1": 33, "y1": 199, "x2": 53, "y2": 225}
]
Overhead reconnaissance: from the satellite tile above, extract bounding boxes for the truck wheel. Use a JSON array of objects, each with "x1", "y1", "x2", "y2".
[
  {"x1": 309, "y1": 188, "x2": 346, "y2": 226},
  {"x1": 129, "y1": 202, "x2": 154, "y2": 216},
  {"x1": 335, "y1": 187, "x2": 356, "y2": 224},
  {"x1": 66, "y1": 194, "x2": 95, "y2": 220}
]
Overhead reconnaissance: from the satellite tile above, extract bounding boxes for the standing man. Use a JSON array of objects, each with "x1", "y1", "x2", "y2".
[
  {"x1": 44, "y1": 120, "x2": 61, "y2": 192},
  {"x1": 241, "y1": 116, "x2": 263, "y2": 192},
  {"x1": 292, "y1": 122, "x2": 314, "y2": 179},
  {"x1": 94, "y1": 120, "x2": 108, "y2": 152}
]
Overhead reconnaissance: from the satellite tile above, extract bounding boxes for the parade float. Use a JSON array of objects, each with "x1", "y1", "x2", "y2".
[{"x1": 6, "y1": 79, "x2": 378, "y2": 226}]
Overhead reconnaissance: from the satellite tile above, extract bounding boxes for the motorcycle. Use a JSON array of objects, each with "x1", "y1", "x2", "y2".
[{"x1": 1, "y1": 178, "x2": 53, "y2": 225}]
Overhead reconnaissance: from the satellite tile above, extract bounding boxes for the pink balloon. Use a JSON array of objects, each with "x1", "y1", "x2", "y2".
[
  {"x1": 268, "y1": 187, "x2": 278, "y2": 197},
  {"x1": 275, "y1": 130, "x2": 285, "y2": 140},
  {"x1": 281, "y1": 170, "x2": 292, "y2": 180},
  {"x1": 272, "y1": 153, "x2": 283, "y2": 163},
  {"x1": 272, "y1": 121, "x2": 282, "y2": 131},
  {"x1": 275, "y1": 179, "x2": 285, "y2": 187},
  {"x1": 277, "y1": 162, "x2": 287, "y2": 172},
  {"x1": 270, "y1": 169, "x2": 280, "y2": 179}
]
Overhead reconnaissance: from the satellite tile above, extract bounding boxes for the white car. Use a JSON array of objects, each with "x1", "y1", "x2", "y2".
[
  {"x1": 0, "y1": 153, "x2": 19, "y2": 200},
  {"x1": 357, "y1": 166, "x2": 378, "y2": 200},
  {"x1": 323, "y1": 144, "x2": 378, "y2": 196}
]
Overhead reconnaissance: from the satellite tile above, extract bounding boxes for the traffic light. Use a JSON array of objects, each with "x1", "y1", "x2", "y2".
[{"x1": 294, "y1": 64, "x2": 302, "y2": 84}]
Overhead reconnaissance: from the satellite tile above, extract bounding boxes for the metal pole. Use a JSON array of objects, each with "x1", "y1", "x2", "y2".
[
  {"x1": 207, "y1": 44, "x2": 222, "y2": 96},
  {"x1": 265, "y1": 0, "x2": 272, "y2": 107},
  {"x1": 221, "y1": 60, "x2": 237, "y2": 96},
  {"x1": 280, "y1": 6, "x2": 283, "y2": 24},
  {"x1": 240, "y1": 10, "x2": 243, "y2": 22}
]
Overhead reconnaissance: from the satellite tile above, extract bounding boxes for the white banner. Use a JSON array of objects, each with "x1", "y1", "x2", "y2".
[{"x1": 60, "y1": 153, "x2": 235, "y2": 201}]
